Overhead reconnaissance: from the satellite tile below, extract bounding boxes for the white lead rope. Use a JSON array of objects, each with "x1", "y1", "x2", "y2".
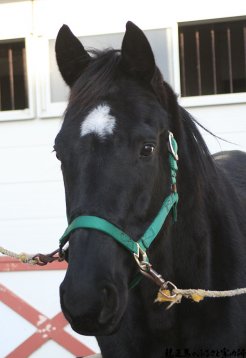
[
  {"x1": 156, "y1": 286, "x2": 246, "y2": 309},
  {"x1": 0, "y1": 246, "x2": 38, "y2": 265},
  {"x1": 175, "y1": 287, "x2": 246, "y2": 298}
]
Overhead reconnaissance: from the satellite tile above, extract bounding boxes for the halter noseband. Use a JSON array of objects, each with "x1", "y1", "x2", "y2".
[{"x1": 59, "y1": 132, "x2": 179, "y2": 269}]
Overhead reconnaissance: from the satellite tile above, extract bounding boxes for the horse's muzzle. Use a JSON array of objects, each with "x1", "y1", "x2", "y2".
[{"x1": 60, "y1": 281, "x2": 122, "y2": 335}]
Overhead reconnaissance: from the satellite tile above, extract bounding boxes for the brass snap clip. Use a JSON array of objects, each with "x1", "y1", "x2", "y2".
[
  {"x1": 159, "y1": 280, "x2": 178, "y2": 299},
  {"x1": 32, "y1": 248, "x2": 64, "y2": 266}
]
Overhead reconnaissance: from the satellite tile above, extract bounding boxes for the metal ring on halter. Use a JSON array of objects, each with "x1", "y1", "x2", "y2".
[
  {"x1": 159, "y1": 280, "x2": 178, "y2": 299},
  {"x1": 168, "y1": 132, "x2": 179, "y2": 161}
]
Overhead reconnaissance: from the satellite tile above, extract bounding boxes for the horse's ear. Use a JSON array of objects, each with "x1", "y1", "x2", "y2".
[
  {"x1": 55, "y1": 25, "x2": 91, "y2": 87},
  {"x1": 121, "y1": 21, "x2": 155, "y2": 82}
]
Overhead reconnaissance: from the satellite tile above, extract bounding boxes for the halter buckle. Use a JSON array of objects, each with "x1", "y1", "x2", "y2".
[{"x1": 133, "y1": 243, "x2": 149, "y2": 270}]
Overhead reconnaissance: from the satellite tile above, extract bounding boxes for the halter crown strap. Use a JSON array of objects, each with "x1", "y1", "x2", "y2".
[{"x1": 59, "y1": 132, "x2": 179, "y2": 259}]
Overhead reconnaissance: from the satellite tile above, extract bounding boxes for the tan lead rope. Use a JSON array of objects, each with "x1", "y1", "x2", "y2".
[
  {"x1": 0, "y1": 246, "x2": 38, "y2": 265},
  {"x1": 0, "y1": 246, "x2": 62, "y2": 266},
  {"x1": 156, "y1": 287, "x2": 246, "y2": 309}
]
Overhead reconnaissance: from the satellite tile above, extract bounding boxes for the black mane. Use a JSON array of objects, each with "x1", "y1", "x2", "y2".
[
  {"x1": 150, "y1": 65, "x2": 217, "y2": 201},
  {"x1": 152, "y1": 77, "x2": 216, "y2": 182}
]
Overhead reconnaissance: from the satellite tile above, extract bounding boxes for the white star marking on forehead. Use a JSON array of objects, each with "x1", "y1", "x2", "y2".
[{"x1": 80, "y1": 104, "x2": 116, "y2": 139}]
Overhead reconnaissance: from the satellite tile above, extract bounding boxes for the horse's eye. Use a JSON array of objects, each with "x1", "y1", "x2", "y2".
[{"x1": 140, "y1": 143, "x2": 156, "y2": 157}]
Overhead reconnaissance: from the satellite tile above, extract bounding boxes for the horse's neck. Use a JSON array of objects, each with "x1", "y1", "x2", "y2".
[{"x1": 174, "y1": 161, "x2": 246, "y2": 289}]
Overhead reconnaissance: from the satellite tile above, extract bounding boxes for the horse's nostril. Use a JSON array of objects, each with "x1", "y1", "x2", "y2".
[{"x1": 98, "y1": 284, "x2": 119, "y2": 325}]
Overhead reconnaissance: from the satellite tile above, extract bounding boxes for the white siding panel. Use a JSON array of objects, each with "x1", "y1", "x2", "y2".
[
  {"x1": 0, "y1": 119, "x2": 62, "y2": 148},
  {"x1": 187, "y1": 104, "x2": 246, "y2": 134},
  {"x1": 186, "y1": 103, "x2": 246, "y2": 153},
  {"x1": 0, "y1": 182, "x2": 65, "y2": 220},
  {"x1": 0, "y1": 146, "x2": 61, "y2": 184},
  {"x1": 203, "y1": 132, "x2": 246, "y2": 154},
  {"x1": 0, "y1": 1, "x2": 32, "y2": 39},
  {"x1": 0, "y1": 119, "x2": 66, "y2": 251},
  {"x1": 0, "y1": 217, "x2": 67, "y2": 253}
]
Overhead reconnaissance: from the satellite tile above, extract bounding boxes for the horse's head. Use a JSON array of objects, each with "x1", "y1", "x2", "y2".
[{"x1": 55, "y1": 22, "x2": 177, "y2": 335}]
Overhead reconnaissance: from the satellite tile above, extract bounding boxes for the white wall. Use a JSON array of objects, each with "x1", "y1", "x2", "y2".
[
  {"x1": 33, "y1": 0, "x2": 246, "y2": 37},
  {"x1": 187, "y1": 104, "x2": 246, "y2": 154},
  {"x1": 0, "y1": 118, "x2": 103, "y2": 357}
]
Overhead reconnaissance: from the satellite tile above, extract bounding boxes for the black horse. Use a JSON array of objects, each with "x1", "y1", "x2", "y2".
[{"x1": 54, "y1": 22, "x2": 246, "y2": 357}]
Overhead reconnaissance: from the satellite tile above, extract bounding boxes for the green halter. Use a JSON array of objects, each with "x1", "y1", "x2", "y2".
[{"x1": 59, "y1": 132, "x2": 179, "y2": 265}]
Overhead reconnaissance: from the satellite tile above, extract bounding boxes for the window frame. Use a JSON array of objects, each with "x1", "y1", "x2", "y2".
[
  {"x1": 36, "y1": 36, "x2": 68, "y2": 119},
  {"x1": 37, "y1": 17, "x2": 246, "y2": 118},
  {"x1": 174, "y1": 18, "x2": 246, "y2": 108},
  {"x1": 0, "y1": 35, "x2": 34, "y2": 121}
]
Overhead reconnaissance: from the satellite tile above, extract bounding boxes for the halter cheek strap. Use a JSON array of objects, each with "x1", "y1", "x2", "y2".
[{"x1": 59, "y1": 132, "x2": 179, "y2": 265}]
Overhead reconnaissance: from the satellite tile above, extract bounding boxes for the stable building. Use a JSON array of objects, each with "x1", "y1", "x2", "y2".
[{"x1": 0, "y1": 0, "x2": 245, "y2": 356}]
